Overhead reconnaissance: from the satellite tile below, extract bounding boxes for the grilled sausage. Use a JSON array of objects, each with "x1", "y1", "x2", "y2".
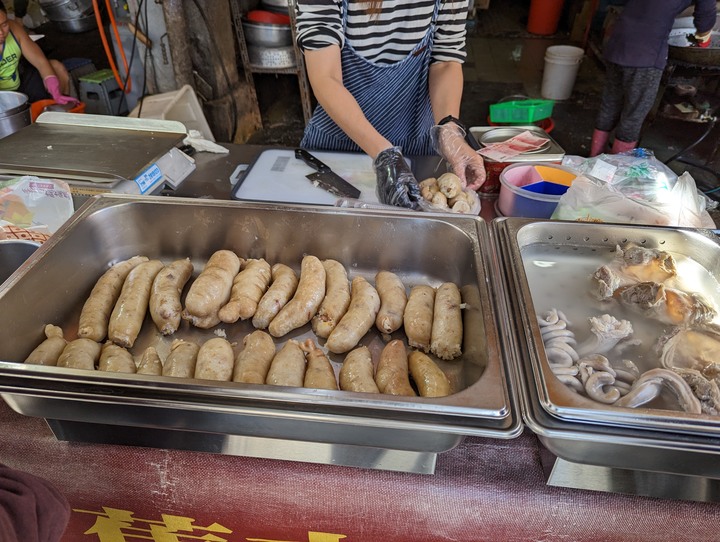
[
  {"x1": 339, "y1": 346, "x2": 379, "y2": 393},
  {"x1": 194, "y1": 337, "x2": 235, "y2": 381},
  {"x1": 149, "y1": 258, "x2": 194, "y2": 335},
  {"x1": 57, "y1": 338, "x2": 101, "y2": 371},
  {"x1": 137, "y1": 346, "x2": 163, "y2": 376},
  {"x1": 375, "y1": 271, "x2": 407, "y2": 335},
  {"x1": 268, "y1": 255, "x2": 326, "y2": 338},
  {"x1": 98, "y1": 342, "x2": 136, "y2": 373},
  {"x1": 326, "y1": 276, "x2": 380, "y2": 354},
  {"x1": 218, "y1": 258, "x2": 272, "y2": 324},
  {"x1": 312, "y1": 259, "x2": 351, "y2": 339},
  {"x1": 233, "y1": 330, "x2": 276, "y2": 384},
  {"x1": 25, "y1": 324, "x2": 66, "y2": 366},
  {"x1": 162, "y1": 339, "x2": 200, "y2": 378},
  {"x1": 375, "y1": 339, "x2": 416, "y2": 396},
  {"x1": 252, "y1": 264, "x2": 299, "y2": 330},
  {"x1": 403, "y1": 285, "x2": 435, "y2": 353},
  {"x1": 78, "y1": 255, "x2": 149, "y2": 342},
  {"x1": 182, "y1": 250, "x2": 242, "y2": 329},
  {"x1": 430, "y1": 282, "x2": 463, "y2": 360},
  {"x1": 266, "y1": 340, "x2": 306, "y2": 387},
  {"x1": 408, "y1": 350, "x2": 451, "y2": 397},
  {"x1": 300, "y1": 339, "x2": 338, "y2": 390},
  {"x1": 108, "y1": 259, "x2": 165, "y2": 348}
]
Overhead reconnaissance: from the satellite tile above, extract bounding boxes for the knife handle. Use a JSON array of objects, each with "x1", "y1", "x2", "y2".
[{"x1": 295, "y1": 148, "x2": 329, "y2": 173}]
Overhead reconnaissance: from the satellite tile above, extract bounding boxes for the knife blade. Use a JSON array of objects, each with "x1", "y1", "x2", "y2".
[{"x1": 295, "y1": 148, "x2": 361, "y2": 200}]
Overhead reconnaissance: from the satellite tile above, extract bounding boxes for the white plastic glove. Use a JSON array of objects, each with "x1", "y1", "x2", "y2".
[{"x1": 431, "y1": 122, "x2": 487, "y2": 191}]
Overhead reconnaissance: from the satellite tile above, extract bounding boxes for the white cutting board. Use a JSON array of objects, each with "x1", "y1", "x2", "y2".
[{"x1": 233, "y1": 148, "x2": 382, "y2": 205}]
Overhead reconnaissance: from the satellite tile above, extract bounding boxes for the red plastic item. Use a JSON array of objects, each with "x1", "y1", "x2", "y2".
[
  {"x1": 246, "y1": 10, "x2": 291, "y2": 25},
  {"x1": 31, "y1": 99, "x2": 86, "y2": 122},
  {"x1": 527, "y1": 0, "x2": 565, "y2": 36}
]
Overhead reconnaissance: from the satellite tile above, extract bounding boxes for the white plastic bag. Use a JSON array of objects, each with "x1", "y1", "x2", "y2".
[{"x1": 0, "y1": 176, "x2": 74, "y2": 234}]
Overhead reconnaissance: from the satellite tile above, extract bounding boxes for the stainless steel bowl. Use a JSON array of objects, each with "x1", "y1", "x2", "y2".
[
  {"x1": 242, "y1": 20, "x2": 292, "y2": 48},
  {"x1": 0, "y1": 240, "x2": 40, "y2": 287},
  {"x1": 0, "y1": 91, "x2": 31, "y2": 139}
]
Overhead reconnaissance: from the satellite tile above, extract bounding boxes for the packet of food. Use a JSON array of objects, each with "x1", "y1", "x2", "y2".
[{"x1": 0, "y1": 176, "x2": 74, "y2": 233}]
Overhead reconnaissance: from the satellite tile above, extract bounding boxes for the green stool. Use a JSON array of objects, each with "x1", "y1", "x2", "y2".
[{"x1": 79, "y1": 69, "x2": 128, "y2": 116}]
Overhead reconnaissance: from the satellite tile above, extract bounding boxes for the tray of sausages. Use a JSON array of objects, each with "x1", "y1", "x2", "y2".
[{"x1": 0, "y1": 195, "x2": 521, "y2": 455}]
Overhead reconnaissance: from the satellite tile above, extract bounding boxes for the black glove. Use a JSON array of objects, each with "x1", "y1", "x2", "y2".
[{"x1": 373, "y1": 146, "x2": 422, "y2": 209}]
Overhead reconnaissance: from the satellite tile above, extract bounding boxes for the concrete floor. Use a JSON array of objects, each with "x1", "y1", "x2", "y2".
[{"x1": 26, "y1": 0, "x2": 720, "y2": 203}]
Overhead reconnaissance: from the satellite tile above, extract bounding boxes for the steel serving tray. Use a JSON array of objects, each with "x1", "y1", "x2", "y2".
[
  {"x1": 0, "y1": 195, "x2": 521, "y2": 465},
  {"x1": 493, "y1": 218, "x2": 720, "y2": 439}
]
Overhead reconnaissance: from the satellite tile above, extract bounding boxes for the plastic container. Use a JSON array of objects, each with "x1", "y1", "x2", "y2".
[
  {"x1": 527, "y1": 0, "x2": 565, "y2": 35},
  {"x1": 129, "y1": 85, "x2": 215, "y2": 141},
  {"x1": 498, "y1": 162, "x2": 577, "y2": 218},
  {"x1": 489, "y1": 99, "x2": 554, "y2": 124},
  {"x1": 541, "y1": 46, "x2": 584, "y2": 101},
  {"x1": 30, "y1": 99, "x2": 86, "y2": 122}
]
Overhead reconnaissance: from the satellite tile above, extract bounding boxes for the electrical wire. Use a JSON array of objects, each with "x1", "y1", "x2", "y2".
[
  {"x1": 189, "y1": 0, "x2": 238, "y2": 142},
  {"x1": 91, "y1": 0, "x2": 132, "y2": 93}
]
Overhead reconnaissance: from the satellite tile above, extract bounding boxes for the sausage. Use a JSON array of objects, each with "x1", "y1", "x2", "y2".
[
  {"x1": 194, "y1": 337, "x2": 235, "y2": 381},
  {"x1": 268, "y1": 255, "x2": 326, "y2": 338},
  {"x1": 107, "y1": 259, "x2": 164, "y2": 348},
  {"x1": 25, "y1": 324, "x2": 67, "y2": 366},
  {"x1": 326, "y1": 276, "x2": 380, "y2": 354},
  {"x1": 403, "y1": 285, "x2": 435, "y2": 353},
  {"x1": 78, "y1": 255, "x2": 149, "y2": 342},
  {"x1": 408, "y1": 350, "x2": 451, "y2": 397},
  {"x1": 149, "y1": 258, "x2": 194, "y2": 335},
  {"x1": 182, "y1": 250, "x2": 242, "y2": 329},
  {"x1": 375, "y1": 339, "x2": 416, "y2": 396},
  {"x1": 137, "y1": 346, "x2": 163, "y2": 376},
  {"x1": 252, "y1": 264, "x2": 299, "y2": 330},
  {"x1": 312, "y1": 259, "x2": 351, "y2": 339},
  {"x1": 430, "y1": 282, "x2": 463, "y2": 360},
  {"x1": 218, "y1": 258, "x2": 272, "y2": 324},
  {"x1": 162, "y1": 339, "x2": 200, "y2": 378},
  {"x1": 299, "y1": 339, "x2": 338, "y2": 390},
  {"x1": 57, "y1": 338, "x2": 101, "y2": 371},
  {"x1": 375, "y1": 271, "x2": 407, "y2": 335},
  {"x1": 339, "y1": 346, "x2": 380, "y2": 393},
  {"x1": 265, "y1": 340, "x2": 306, "y2": 387},
  {"x1": 232, "y1": 330, "x2": 276, "y2": 384},
  {"x1": 98, "y1": 342, "x2": 137, "y2": 373}
]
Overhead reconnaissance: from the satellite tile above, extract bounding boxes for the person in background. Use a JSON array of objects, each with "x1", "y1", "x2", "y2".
[
  {"x1": 295, "y1": 0, "x2": 486, "y2": 209},
  {"x1": 0, "y1": 463, "x2": 71, "y2": 541},
  {"x1": 589, "y1": 0, "x2": 717, "y2": 156},
  {"x1": 0, "y1": 0, "x2": 76, "y2": 104}
]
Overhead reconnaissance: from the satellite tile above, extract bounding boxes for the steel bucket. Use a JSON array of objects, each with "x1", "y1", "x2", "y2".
[{"x1": 0, "y1": 91, "x2": 31, "y2": 139}]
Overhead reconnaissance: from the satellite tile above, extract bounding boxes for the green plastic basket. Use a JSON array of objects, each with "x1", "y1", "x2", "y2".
[{"x1": 489, "y1": 99, "x2": 554, "y2": 124}]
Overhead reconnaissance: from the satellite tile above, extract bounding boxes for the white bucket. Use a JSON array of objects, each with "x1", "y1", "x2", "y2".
[{"x1": 541, "y1": 46, "x2": 584, "y2": 100}]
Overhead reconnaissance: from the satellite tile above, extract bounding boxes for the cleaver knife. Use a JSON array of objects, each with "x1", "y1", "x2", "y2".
[{"x1": 295, "y1": 148, "x2": 361, "y2": 199}]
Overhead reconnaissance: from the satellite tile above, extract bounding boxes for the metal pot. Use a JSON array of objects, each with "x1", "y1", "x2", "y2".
[
  {"x1": 668, "y1": 28, "x2": 720, "y2": 67},
  {"x1": 0, "y1": 240, "x2": 40, "y2": 287},
  {"x1": 38, "y1": 0, "x2": 95, "y2": 33},
  {"x1": 242, "y1": 20, "x2": 292, "y2": 48},
  {"x1": 0, "y1": 91, "x2": 31, "y2": 140}
]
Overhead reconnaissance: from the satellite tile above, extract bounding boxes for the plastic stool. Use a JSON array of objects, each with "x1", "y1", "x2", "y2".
[{"x1": 79, "y1": 69, "x2": 128, "y2": 116}]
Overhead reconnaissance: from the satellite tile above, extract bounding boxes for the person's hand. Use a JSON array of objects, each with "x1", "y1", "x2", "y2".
[
  {"x1": 373, "y1": 146, "x2": 422, "y2": 209},
  {"x1": 431, "y1": 122, "x2": 487, "y2": 191},
  {"x1": 43, "y1": 75, "x2": 78, "y2": 105},
  {"x1": 694, "y1": 30, "x2": 712, "y2": 48}
]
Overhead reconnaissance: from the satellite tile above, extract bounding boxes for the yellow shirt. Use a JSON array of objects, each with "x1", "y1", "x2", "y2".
[{"x1": 0, "y1": 31, "x2": 22, "y2": 91}]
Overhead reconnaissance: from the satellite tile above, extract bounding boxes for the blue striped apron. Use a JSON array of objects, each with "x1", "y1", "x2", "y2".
[{"x1": 300, "y1": 0, "x2": 441, "y2": 156}]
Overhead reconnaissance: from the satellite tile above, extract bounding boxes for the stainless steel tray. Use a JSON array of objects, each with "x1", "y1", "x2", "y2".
[
  {"x1": 0, "y1": 195, "x2": 521, "y2": 467},
  {"x1": 492, "y1": 218, "x2": 720, "y2": 477},
  {"x1": 469, "y1": 125, "x2": 565, "y2": 163}
]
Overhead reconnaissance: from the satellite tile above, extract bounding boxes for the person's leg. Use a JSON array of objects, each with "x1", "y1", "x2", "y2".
[
  {"x1": 17, "y1": 58, "x2": 51, "y2": 102},
  {"x1": 614, "y1": 66, "x2": 663, "y2": 145},
  {"x1": 591, "y1": 62, "x2": 624, "y2": 156}
]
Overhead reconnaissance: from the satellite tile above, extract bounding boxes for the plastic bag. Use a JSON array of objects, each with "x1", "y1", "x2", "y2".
[
  {"x1": 0, "y1": 176, "x2": 74, "y2": 234},
  {"x1": 554, "y1": 150, "x2": 715, "y2": 228}
]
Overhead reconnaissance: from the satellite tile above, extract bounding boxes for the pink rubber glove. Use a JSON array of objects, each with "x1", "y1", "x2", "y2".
[
  {"x1": 430, "y1": 122, "x2": 487, "y2": 191},
  {"x1": 43, "y1": 75, "x2": 78, "y2": 105}
]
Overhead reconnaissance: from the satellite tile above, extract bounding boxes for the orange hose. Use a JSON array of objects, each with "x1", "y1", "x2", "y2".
[{"x1": 92, "y1": 0, "x2": 132, "y2": 93}]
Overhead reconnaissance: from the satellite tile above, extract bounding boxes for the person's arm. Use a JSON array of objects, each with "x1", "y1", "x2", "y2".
[
  {"x1": 428, "y1": 60, "x2": 463, "y2": 123},
  {"x1": 10, "y1": 20, "x2": 55, "y2": 80},
  {"x1": 304, "y1": 45, "x2": 392, "y2": 159}
]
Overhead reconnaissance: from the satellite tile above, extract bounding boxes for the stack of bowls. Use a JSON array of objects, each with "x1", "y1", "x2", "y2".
[
  {"x1": 0, "y1": 91, "x2": 31, "y2": 139},
  {"x1": 243, "y1": 10, "x2": 296, "y2": 69}
]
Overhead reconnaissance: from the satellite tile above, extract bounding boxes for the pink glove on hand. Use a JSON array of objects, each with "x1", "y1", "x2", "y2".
[{"x1": 43, "y1": 75, "x2": 78, "y2": 105}]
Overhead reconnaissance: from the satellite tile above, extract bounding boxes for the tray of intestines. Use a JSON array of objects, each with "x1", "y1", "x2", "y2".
[{"x1": 507, "y1": 219, "x2": 720, "y2": 435}]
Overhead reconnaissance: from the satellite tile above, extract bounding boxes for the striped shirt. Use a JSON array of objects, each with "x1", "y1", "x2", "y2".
[{"x1": 295, "y1": 0, "x2": 468, "y2": 65}]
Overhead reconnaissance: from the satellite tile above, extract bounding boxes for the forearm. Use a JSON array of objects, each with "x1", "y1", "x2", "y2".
[
  {"x1": 428, "y1": 61, "x2": 464, "y2": 124},
  {"x1": 304, "y1": 47, "x2": 392, "y2": 159}
]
